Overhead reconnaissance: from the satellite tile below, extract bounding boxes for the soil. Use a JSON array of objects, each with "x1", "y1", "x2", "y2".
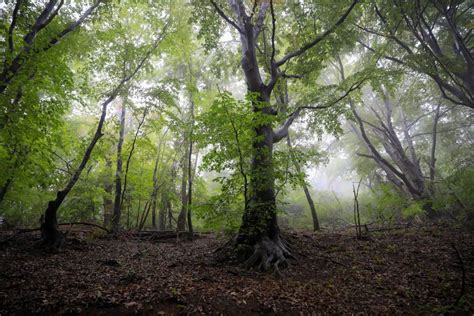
[{"x1": 0, "y1": 224, "x2": 472, "y2": 315}]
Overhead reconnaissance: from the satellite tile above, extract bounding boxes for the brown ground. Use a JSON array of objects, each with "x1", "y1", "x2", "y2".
[{"x1": 0, "y1": 224, "x2": 473, "y2": 315}]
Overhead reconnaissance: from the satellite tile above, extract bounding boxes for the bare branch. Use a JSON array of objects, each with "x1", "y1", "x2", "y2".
[
  {"x1": 281, "y1": 73, "x2": 303, "y2": 79},
  {"x1": 356, "y1": 153, "x2": 376, "y2": 160},
  {"x1": 23, "y1": 0, "x2": 58, "y2": 45},
  {"x1": 48, "y1": 0, "x2": 103, "y2": 47},
  {"x1": 210, "y1": 0, "x2": 243, "y2": 33},
  {"x1": 40, "y1": 0, "x2": 65, "y2": 33},
  {"x1": 273, "y1": 76, "x2": 367, "y2": 143},
  {"x1": 7, "y1": 0, "x2": 22, "y2": 53},
  {"x1": 249, "y1": 0, "x2": 258, "y2": 19},
  {"x1": 254, "y1": 0, "x2": 270, "y2": 38},
  {"x1": 272, "y1": 108, "x2": 301, "y2": 143},
  {"x1": 411, "y1": 123, "x2": 474, "y2": 138}
]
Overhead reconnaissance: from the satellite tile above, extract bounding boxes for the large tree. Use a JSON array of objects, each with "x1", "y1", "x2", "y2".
[{"x1": 196, "y1": 0, "x2": 359, "y2": 270}]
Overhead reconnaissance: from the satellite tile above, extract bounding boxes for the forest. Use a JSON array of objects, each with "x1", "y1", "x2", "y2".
[{"x1": 0, "y1": 0, "x2": 473, "y2": 314}]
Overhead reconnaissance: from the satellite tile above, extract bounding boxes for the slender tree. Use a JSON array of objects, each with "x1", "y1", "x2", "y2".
[
  {"x1": 40, "y1": 27, "x2": 169, "y2": 247},
  {"x1": 111, "y1": 100, "x2": 126, "y2": 232},
  {"x1": 287, "y1": 134, "x2": 320, "y2": 231}
]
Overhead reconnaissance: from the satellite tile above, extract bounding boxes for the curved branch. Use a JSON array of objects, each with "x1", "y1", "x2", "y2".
[
  {"x1": 210, "y1": 0, "x2": 243, "y2": 33},
  {"x1": 48, "y1": 0, "x2": 102, "y2": 47},
  {"x1": 276, "y1": 0, "x2": 358, "y2": 67}
]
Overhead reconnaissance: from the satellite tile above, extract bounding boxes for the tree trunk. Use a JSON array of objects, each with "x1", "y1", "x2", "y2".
[
  {"x1": 158, "y1": 191, "x2": 167, "y2": 231},
  {"x1": 177, "y1": 135, "x2": 188, "y2": 231},
  {"x1": 286, "y1": 135, "x2": 320, "y2": 231},
  {"x1": 151, "y1": 196, "x2": 158, "y2": 229},
  {"x1": 112, "y1": 101, "x2": 126, "y2": 233},
  {"x1": 150, "y1": 131, "x2": 166, "y2": 229},
  {"x1": 221, "y1": 1, "x2": 292, "y2": 270},
  {"x1": 187, "y1": 100, "x2": 195, "y2": 237},
  {"x1": 429, "y1": 103, "x2": 441, "y2": 194},
  {"x1": 236, "y1": 92, "x2": 282, "y2": 256},
  {"x1": 120, "y1": 108, "x2": 148, "y2": 213},
  {"x1": 41, "y1": 88, "x2": 120, "y2": 247},
  {"x1": 211, "y1": 0, "x2": 358, "y2": 270},
  {"x1": 103, "y1": 156, "x2": 113, "y2": 227},
  {"x1": 167, "y1": 200, "x2": 173, "y2": 230},
  {"x1": 0, "y1": 178, "x2": 13, "y2": 205},
  {"x1": 40, "y1": 28, "x2": 163, "y2": 245}
]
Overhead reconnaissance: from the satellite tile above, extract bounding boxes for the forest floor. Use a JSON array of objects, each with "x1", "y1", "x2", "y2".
[{"x1": 0, "y1": 223, "x2": 473, "y2": 315}]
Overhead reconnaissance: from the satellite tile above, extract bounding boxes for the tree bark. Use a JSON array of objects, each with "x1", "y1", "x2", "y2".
[{"x1": 0, "y1": 178, "x2": 13, "y2": 206}]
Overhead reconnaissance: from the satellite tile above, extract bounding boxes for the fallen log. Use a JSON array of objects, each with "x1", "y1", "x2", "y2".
[{"x1": 0, "y1": 222, "x2": 109, "y2": 245}]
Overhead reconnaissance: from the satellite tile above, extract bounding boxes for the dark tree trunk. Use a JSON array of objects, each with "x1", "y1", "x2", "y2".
[
  {"x1": 111, "y1": 102, "x2": 126, "y2": 233},
  {"x1": 177, "y1": 135, "x2": 188, "y2": 231},
  {"x1": 150, "y1": 131, "x2": 165, "y2": 229},
  {"x1": 187, "y1": 100, "x2": 195, "y2": 237},
  {"x1": 237, "y1": 128, "x2": 278, "y2": 243},
  {"x1": 163, "y1": 162, "x2": 177, "y2": 230},
  {"x1": 158, "y1": 191, "x2": 167, "y2": 231},
  {"x1": 151, "y1": 196, "x2": 158, "y2": 229},
  {"x1": 41, "y1": 95, "x2": 109, "y2": 247},
  {"x1": 167, "y1": 200, "x2": 173, "y2": 230},
  {"x1": 120, "y1": 108, "x2": 148, "y2": 216},
  {"x1": 103, "y1": 156, "x2": 113, "y2": 227},
  {"x1": 0, "y1": 178, "x2": 13, "y2": 205},
  {"x1": 429, "y1": 103, "x2": 441, "y2": 195}
]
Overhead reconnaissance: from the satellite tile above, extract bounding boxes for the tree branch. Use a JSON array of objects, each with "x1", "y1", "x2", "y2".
[
  {"x1": 210, "y1": 0, "x2": 243, "y2": 33},
  {"x1": 253, "y1": 0, "x2": 270, "y2": 39},
  {"x1": 356, "y1": 40, "x2": 406, "y2": 65},
  {"x1": 273, "y1": 76, "x2": 367, "y2": 143},
  {"x1": 275, "y1": 0, "x2": 358, "y2": 67},
  {"x1": 7, "y1": 0, "x2": 22, "y2": 53},
  {"x1": 48, "y1": 0, "x2": 103, "y2": 47}
]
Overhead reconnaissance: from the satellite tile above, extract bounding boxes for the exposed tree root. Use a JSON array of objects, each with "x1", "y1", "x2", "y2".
[
  {"x1": 39, "y1": 217, "x2": 67, "y2": 252},
  {"x1": 243, "y1": 236, "x2": 294, "y2": 276},
  {"x1": 215, "y1": 234, "x2": 295, "y2": 277},
  {"x1": 39, "y1": 228, "x2": 66, "y2": 252}
]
